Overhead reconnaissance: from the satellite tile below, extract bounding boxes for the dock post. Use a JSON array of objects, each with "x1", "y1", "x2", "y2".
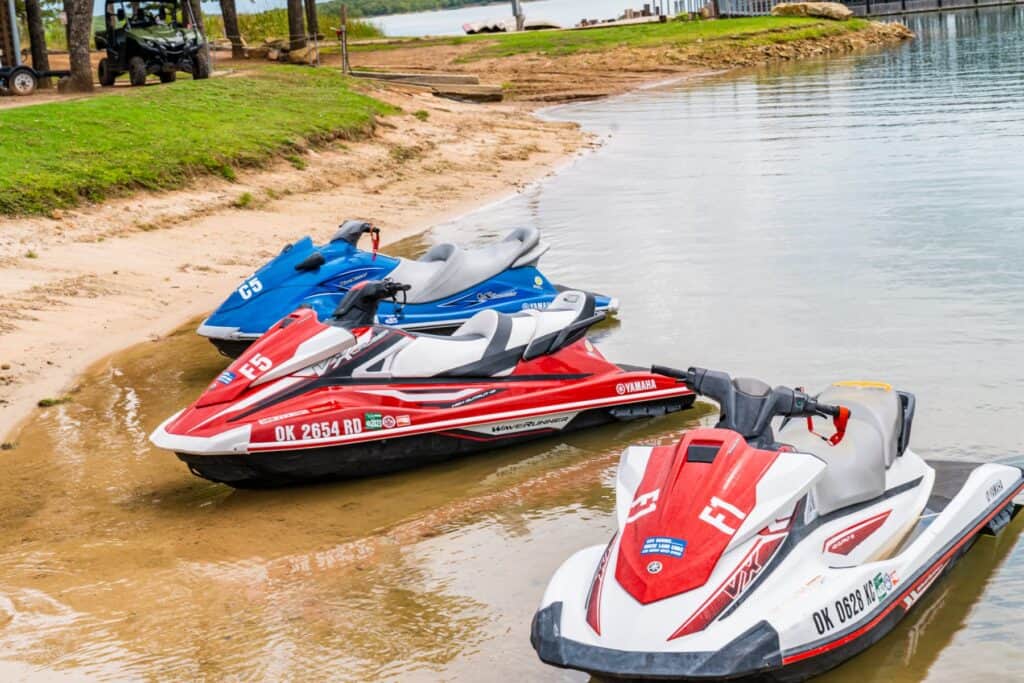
[{"x1": 340, "y1": 3, "x2": 350, "y2": 75}]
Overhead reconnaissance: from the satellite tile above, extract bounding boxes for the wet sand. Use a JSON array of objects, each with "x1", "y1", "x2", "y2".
[{"x1": 0, "y1": 306, "x2": 714, "y2": 679}]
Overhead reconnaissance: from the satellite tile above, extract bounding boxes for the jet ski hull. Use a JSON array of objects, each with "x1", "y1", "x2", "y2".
[
  {"x1": 175, "y1": 394, "x2": 695, "y2": 488},
  {"x1": 531, "y1": 459, "x2": 1024, "y2": 682}
]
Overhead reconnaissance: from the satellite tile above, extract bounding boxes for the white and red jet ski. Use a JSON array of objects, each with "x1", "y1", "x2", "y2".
[
  {"x1": 532, "y1": 367, "x2": 1023, "y2": 681},
  {"x1": 150, "y1": 281, "x2": 695, "y2": 487}
]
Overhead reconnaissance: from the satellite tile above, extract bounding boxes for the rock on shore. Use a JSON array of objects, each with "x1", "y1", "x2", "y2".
[{"x1": 772, "y1": 2, "x2": 855, "y2": 20}]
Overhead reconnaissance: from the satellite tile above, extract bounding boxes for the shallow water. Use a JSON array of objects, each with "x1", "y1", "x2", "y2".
[{"x1": 4, "y1": 6, "x2": 1024, "y2": 681}]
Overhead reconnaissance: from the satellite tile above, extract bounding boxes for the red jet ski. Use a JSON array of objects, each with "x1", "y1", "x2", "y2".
[{"x1": 151, "y1": 281, "x2": 696, "y2": 487}]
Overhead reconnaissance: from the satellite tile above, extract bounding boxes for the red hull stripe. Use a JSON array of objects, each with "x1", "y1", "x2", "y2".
[
  {"x1": 783, "y1": 480, "x2": 1024, "y2": 665},
  {"x1": 244, "y1": 386, "x2": 693, "y2": 453}
]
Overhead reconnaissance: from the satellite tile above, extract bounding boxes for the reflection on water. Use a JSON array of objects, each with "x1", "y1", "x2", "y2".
[{"x1": 4, "y1": 6, "x2": 1024, "y2": 681}]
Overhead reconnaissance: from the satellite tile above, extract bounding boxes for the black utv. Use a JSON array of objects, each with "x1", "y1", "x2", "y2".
[{"x1": 96, "y1": 0, "x2": 210, "y2": 86}]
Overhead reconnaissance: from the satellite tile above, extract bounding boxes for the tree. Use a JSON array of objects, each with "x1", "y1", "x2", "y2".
[
  {"x1": 24, "y1": 0, "x2": 51, "y2": 88},
  {"x1": 181, "y1": 0, "x2": 212, "y2": 75},
  {"x1": 218, "y1": 0, "x2": 244, "y2": 58},
  {"x1": 287, "y1": 0, "x2": 305, "y2": 51},
  {"x1": 61, "y1": 0, "x2": 93, "y2": 92},
  {"x1": 303, "y1": 0, "x2": 319, "y2": 42}
]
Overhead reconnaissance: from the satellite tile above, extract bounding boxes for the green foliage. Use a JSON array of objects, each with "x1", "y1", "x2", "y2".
[
  {"x1": 0, "y1": 67, "x2": 397, "y2": 215},
  {"x1": 37, "y1": 396, "x2": 72, "y2": 407},
  {"x1": 204, "y1": 12, "x2": 384, "y2": 44},
  {"x1": 413, "y1": 109, "x2": 429, "y2": 121},
  {"x1": 233, "y1": 191, "x2": 254, "y2": 208}
]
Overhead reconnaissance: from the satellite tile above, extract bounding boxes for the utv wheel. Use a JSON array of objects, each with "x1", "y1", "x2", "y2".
[
  {"x1": 159, "y1": 70, "x2": 177, "y2": 83},
  {"x1": 128, "y1": 57, "x2": 147, "y2": 87},
  {"x1": 8, "y1": 67, "x2": 37, "y2": 96},
  {"x1": 192, "y1": 53, "x2": 211, "y2": 80},
  {"x1": 98, "y1": 58, "x2": 117, "y2": 87}
]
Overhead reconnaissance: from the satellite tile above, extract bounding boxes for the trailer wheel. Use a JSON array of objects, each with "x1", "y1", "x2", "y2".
[
  {"x1": 128, "y1": 57, "x2": 147, "y2": 87},
  {"x1": 9, "y1": 68, "x2": 37, "y2": 96},
  {"x1": 98, "y1": 58, "x2": 118, "y2": 87},
  {"x1": 159, "y1": 70, "x2": 177, "y2": 83}
]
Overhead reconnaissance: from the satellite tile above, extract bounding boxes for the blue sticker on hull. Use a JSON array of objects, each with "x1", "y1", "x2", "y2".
[{"x1": 641, "y1": 537, "x2": 688, "y2": 558}]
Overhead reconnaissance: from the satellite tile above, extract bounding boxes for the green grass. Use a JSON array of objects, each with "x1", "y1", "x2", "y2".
[
  {"x1": 0, "y1": 67, "x2": 397, "y2": 215},
  {"x1": 350, "y1": 16, "x2": 870, "y2": 60},
  {"x1": 37, "y1": 396, "x2": 72, "y2": 407}
]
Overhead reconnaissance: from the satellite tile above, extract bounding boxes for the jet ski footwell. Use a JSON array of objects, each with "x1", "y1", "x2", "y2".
[
  {"x1": 174, "y1": 395, "x2": 695, "y2": 488},
  {"x1": 531, "y1": 459, "x2": 1023, "y2": 682}
]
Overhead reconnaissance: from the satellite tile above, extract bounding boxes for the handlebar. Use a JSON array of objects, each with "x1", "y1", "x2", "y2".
[
  {"x1": 330, "y1": 279, "x2": 410, "y2": 327},
  {"x1": 652, "y1": 365, "x2": 850, "y2": 447}
]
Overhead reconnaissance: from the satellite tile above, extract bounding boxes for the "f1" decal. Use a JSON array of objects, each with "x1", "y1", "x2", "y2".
[
  {"x1": 626, "y1": 489, "x2": 660, "y2": 524},
  {"x1": 699, "y1": 496, "x2": 747, "y2": 535}
]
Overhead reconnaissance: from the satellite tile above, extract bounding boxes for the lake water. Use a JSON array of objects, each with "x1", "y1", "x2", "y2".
[
  {"x1": 3, "y1": 6, "x2": 1023, "y2": 681},
  {"x1": 195, "y1": 0, "x2": 650, "y2": 35}
]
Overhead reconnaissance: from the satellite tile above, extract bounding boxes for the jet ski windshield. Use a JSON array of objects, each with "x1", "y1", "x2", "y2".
[{"x1": 330, "y1": 279, "x2": 410, "y2": 328}]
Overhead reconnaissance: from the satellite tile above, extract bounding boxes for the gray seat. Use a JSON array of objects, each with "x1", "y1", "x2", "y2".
[
  {"x1": 778, "y1": 383, "x2": 903, "y2": 517},
  {"x1": 388, "y1": 227, "x2": 548, "y2": 304},
  {"x1": 387, "y1": 290, "x2": 590, "y2": 378}
]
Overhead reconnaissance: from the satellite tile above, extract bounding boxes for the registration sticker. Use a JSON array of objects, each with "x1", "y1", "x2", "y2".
[{"x1": 641, "y1": 536, "x2": 688, "y2": 558}]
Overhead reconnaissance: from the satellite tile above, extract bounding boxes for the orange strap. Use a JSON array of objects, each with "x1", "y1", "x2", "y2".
[
  {"x1": 370, "y1": 228, "x2": 380, "y2": 261},
  {"x1": 806, "y1": 406, "x2": 851, "y2": 446}
]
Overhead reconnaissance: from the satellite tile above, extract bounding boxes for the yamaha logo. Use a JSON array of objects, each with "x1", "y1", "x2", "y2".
[
  {"x1": 616, "y1": 383, "x2": 626, "y2": 395},
  {"x1": 647, "y1": 561, "x2": 663, "y2": 574}
]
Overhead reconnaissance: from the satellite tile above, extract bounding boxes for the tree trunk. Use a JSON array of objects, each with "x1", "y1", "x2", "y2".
[
  {"x1": 303, "y1": 0, "x2": 319, "y2": 42},
  {"x1": 287, "y1": 0, "x2": 306, "y2": 51},
  {"x1": 182, "y1": 0, "x2": 212, "y2": 74},
  {"x1": 61, "y1": 0, "x2": 94, "y2": 92},
  {"x1": 24, "y1": 0, "x2": 51, "y2": 88},
  {"x1": 218, "y1": 0, "x2": 244, "y2": 59}
]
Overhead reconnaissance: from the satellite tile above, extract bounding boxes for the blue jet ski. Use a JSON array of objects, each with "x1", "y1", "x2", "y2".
[{"x1": 198, "y1": 221, "x2": 619, "y2": 357}]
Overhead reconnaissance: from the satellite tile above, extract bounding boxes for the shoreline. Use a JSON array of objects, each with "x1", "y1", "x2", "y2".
[{"x1": 0, "y1": 20, "x2": 912, "y2": 443}]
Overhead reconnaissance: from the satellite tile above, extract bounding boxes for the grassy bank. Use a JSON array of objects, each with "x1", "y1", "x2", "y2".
[
  {"x1": 0, "y1": 67, "x2": 396, "y2": 216},
  {"x1": 351, "y1": 15, "x2": 872, "y2": 58}
]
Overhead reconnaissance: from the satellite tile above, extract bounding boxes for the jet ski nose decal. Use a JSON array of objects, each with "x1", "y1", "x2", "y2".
[{"x1": 614, "y1": 429, "x2": 780, "y2": 604}]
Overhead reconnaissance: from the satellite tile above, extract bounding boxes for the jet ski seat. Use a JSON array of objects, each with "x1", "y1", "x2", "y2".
[
  {"x1": 778, "y1": 382, "x2": 905, "y2": 517},
  {"x1": 387, "y1": 290, "x2": 595, "y2": 378},
  {"x1": 387, "y1": 228, "x2": 548, "y2": 304}
]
